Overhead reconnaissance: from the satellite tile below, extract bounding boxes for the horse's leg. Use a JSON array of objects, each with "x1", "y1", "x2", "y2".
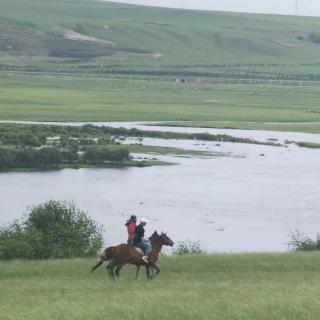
[
  {"x1": 109, "y1": 261, "x2": 118, "y2": 280},
  {"x1": 106, "y1": 262, "x2": 113, "y2": 278},
  {"x1": 91, "y1": 259, "x2": 103, "y2": 273},
  {"x1": 146, "y1": 265, "x2": 151, "y2": 279},
  {"x1": 152, "y1": 264, "x2": 160, "y2": 277},
  {"x1": 114, "y1": 264, "x2": 124, "y2": 278},
  {"x1": 135, "y1": 265, "x2": 141, "y2": 279}
]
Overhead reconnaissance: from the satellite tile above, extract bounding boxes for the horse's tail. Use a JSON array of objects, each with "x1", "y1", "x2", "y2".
[{"x1": 91, "y1": 246, "x2": 115, "y2": 273}]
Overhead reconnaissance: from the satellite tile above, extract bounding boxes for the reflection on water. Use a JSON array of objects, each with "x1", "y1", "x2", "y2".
[{"x1": 1, "y1": 135, "x2": 319, "y2": 252}]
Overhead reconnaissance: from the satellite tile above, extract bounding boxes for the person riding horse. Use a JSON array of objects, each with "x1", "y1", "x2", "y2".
[
  {"x1": 133, "y1": 218, "x2": 151, "y2": 263},
  {"x1": 125, "y1": 214, "x2": 137, "y2": 245},
  {"x1": 91, "y1": 231, "x2": 174, "y2": 279}
]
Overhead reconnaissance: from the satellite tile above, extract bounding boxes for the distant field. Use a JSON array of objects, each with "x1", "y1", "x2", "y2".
[
  {"x1": 156, "y1": 121, "x2": 320, "y2": 134},
  {"x1": 1, "y1": 75, "x2": 320, "y2": 133},
  {"x1": 1, "y1": 253, "x2": 320, "y2": 320}
]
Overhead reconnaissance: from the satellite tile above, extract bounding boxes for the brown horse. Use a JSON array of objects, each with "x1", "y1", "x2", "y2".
[{"x1": 91, "y1": 231, "x2": 174, "y2": 279}]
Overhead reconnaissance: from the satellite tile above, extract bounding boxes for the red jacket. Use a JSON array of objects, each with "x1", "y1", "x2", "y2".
[{"x1": 127, "y1": 223, "x2": 136, "y2": 240}]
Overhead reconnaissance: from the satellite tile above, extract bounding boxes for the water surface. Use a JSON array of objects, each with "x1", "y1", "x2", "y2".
[{"x1": 1, "y1": 129, "x2": 319, "y2": 252}]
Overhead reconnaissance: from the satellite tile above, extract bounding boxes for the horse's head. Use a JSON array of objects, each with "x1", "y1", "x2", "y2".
[
  {"x1": 160, "y1": 232, "x2": 174, "y2": 247},
  {"x1": 149, "y1": 231, "x2": 174, "y2": 247}
]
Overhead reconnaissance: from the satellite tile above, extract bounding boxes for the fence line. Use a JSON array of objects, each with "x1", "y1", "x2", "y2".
[{"x1": 1, "y1": 71, "x2": 320, "y2": 87}]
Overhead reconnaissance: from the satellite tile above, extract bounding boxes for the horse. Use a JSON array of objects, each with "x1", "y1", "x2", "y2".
[
  {"x1": 91, "y1": 231, "x2": 160, "y2": 278},
  {"x1": 91, "y1": 231, "x2": 174, "y2": 279}
]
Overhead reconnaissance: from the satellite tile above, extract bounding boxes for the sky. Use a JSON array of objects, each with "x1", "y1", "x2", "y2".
[{"x1": 104, "y1": 0, "x2": 320, "y2": 17}]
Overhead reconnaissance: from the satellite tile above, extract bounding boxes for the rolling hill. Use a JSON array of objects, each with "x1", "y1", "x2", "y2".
[{"x1": 2, "y1": 0, "x2": 320, "y2": 80}]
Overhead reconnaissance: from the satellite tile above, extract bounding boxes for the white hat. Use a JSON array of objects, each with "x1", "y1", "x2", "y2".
[{"x1": 140, "y1": 218, "x2": 148, "y2": 224}]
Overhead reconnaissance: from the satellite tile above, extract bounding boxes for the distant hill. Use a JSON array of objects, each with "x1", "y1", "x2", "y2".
[{"x1": 2, "y1": 0, "x2": 320, "y2": 80}]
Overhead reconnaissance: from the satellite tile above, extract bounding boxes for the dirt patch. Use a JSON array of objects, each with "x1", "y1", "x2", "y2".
[
  {"x1": 64, "y1": 29, "x2": 115, "y2": 45},
  {"x1": 271, "y1": 40, "x2": 302, "y2": 48},
  {"x1": 152, "y1": 52, "x2": 162, "y2": 59}
]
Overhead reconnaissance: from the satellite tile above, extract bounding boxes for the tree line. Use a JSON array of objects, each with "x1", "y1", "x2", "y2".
[{"x1": 0, "y1": 146, "x2": 130, "y2": 170}]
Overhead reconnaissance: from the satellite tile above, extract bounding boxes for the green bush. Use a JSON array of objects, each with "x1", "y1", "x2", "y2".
[
  {"x1": 0, "y1": 147, "x2": 64, "y2": 169},
  {"x1": 82, "y1": 147, "x2": 130, "y2": 164},
  {"x1": 0, "y1": 201, "x2": 103, "y2": 259},
  {"x1": 295, "y1": 141, "x2": 320, "y2": 149},
  {"x1": 172, "y1": 240, "x2": 206, "y2": 255},
  {"x1": 288, "y1": 230, "x2": 320, "y2": 251}
]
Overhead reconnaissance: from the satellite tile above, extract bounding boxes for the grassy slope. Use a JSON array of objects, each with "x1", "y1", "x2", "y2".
[
  {"x1": 2, "y1": 0, "x2": 320, "y2": 78},
  {"x1": 1, "y1": 253, "x2": 320, "y2": 320}
]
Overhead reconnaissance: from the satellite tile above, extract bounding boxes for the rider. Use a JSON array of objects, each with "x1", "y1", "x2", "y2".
[
  {"x1": 133, "y1": 218, "x2": 151, "y2": 263},
  {"x1": 125, "y1": 215, "x2": 137, "y2": 245}
]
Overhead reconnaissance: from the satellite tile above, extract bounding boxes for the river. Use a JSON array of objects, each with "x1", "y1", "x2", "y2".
[{"x1": 0, "y1": 121, "x2": 319, "y2": 252}]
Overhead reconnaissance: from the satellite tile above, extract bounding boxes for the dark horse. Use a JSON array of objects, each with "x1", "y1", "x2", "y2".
[{"x1": 91, "y1": 231, "x2": 174, "y2": 279}]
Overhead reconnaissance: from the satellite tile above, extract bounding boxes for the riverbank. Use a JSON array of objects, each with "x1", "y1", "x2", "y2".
[
  {"x1": 1, "y1": 253, "x2": 320, "y2": 320},
  {"x1": 153, "y1": 120, "x2": 320, "y2": 135},
  {"x1": 0, "y1": 160, "x2": 174, "y2": 173}
]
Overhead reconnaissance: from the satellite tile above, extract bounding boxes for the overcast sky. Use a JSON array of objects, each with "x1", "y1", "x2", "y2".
[{"x1": 104, "y1": 0, "x2": 320, "y2": 17}]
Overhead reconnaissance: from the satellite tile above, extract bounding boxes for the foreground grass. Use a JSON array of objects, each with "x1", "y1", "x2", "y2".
[{"x1": 1, "y1": 253, "x2": 320, "y2": 320}]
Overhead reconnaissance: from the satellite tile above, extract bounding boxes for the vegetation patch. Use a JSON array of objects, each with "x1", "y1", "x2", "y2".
[
  {"x1": 288, "y1": 230, "x2": 320, "y2": 251},
  {"x1": 172, "y1": 240, "x2": 207, "y2": 255},
  {"x1": 0, "y1": 123, "x2": 225, "y2": 171},
  {"x1": 295, "y1": 141, "x2": 320, "y2": 148},
  {"x1": 0, "y1": 200, "x2": 103, "y2": 259},
  {"x1": 0, "y1": 123, "x2": 281, "y2": 148}
]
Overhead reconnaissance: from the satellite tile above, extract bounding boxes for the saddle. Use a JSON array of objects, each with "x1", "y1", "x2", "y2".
[{"x1": 133, "y1": 246, "x2": 144, "y2": 255}]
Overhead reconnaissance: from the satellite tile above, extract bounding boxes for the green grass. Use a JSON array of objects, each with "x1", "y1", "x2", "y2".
[
  {"x1": 154, "y1": 121, "x2": 320, "y2": 134},
  {"x1": 1, "y1": 253, "x2": 320, "y2": 319},
  {"x1": 3, "y1": 1, "x2": 320, "y2": 133},
  {"x1": 1, "y1": 75, "x2": 320, "y2": 133},
  {"x1": 3, "y1": 0, "x2": 320, "y2": 79}
]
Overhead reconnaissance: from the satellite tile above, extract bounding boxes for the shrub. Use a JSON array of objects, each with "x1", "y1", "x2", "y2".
[
  {"x1": 288, "y1": 230, "x2": 320, "y2": 251},
  {"x1": 0, "y1": 147, "x2": 65, "y2": 169},
  {"x1": 82, "y1": 147, "x2": 130, "y2": 164},
  {"x1": 172, "y1": 240, "x2": 206, "y2": 255},
  {"x1": 0, "y1": 200, "x2": 103, "y2": 259},
  {"x1": 295, "y1": 141, "x2": 320, "y2": 149}
]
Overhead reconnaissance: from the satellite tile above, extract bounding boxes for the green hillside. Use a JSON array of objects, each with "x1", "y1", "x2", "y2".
[{"x1": 2, "y1": 0, "x2": 320, "y2": 79}]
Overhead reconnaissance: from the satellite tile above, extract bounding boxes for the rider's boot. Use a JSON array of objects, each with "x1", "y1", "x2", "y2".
[{"x1": 142, "y1": 255, "x2": 149, "y2": 263}]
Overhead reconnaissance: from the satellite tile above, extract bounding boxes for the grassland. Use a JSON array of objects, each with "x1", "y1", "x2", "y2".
[
  {"x1": 3, "y1": 0, "x2": 320, "y2": 79},
  {"x1": 2, "y1": 1, "x2": 320, "y2": 133},
  {"x1": 1, "y1": 253, "x2": 320, "y2": 320},
  {"x1": 155, "y1": 121, "x2": 320, "y2": 134},
  {"x1": 1, "y1": 75, "x2": 320, "y2": 133}
]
